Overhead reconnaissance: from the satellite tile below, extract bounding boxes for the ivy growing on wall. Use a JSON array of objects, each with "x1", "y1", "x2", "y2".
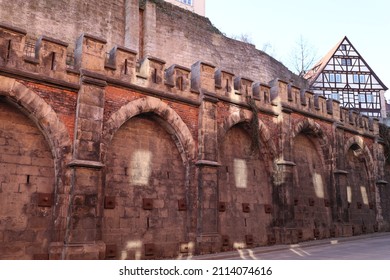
[
  {"x1": 379, "y1": 123, "x2": 390, "y2": 164},
  {"x1": 247, "y1": 97, "x2": 261, "y2": 153}
]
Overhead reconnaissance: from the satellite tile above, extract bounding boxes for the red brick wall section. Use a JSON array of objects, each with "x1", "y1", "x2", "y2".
[
  {"x1": 103, "y1": 115, "x2": 189, "y2": 259},
  {"x1": 381, "y1": 164, "x2": 390, "y2": 230},
  {"x1": 104, "y1": 86, "x2": 199, "y2": 144},
  {"x1": 219, "y1": 124, "x2": 273, "y2": 248},
  {"x1": 292, "y1": 133, "x2": 332, "y2": 239},
  {"x1": 0, "y1": 101, "x2": 55, "y2": 259},
  {"x1": 21, "y1": 81, "x2": 77, "y2": 142},
  {"x1": 345, "y1": 147, "x2": 376, "y2": 234}
]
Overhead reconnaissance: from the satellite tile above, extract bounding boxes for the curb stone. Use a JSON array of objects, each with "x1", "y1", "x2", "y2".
[{"x1": 187, "y1": 232, "x2": 390, "y2": 260}]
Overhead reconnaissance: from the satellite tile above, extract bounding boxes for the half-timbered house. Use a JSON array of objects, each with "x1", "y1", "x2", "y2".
[{"x1": 305, "y1": 36, "x2": 387, "y2": 118}]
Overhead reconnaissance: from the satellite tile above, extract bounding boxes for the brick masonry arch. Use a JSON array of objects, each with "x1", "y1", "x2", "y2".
[
  {"x1": 102, "y1": 96, "x2": 197, "y2": 259},
  {"x1": 0, "y1": 76, "x2": 72, "y2": 246},
  {"x1": 290, "y1": 118, "x2": 333, "y2": 237},
  {"x1": 218, "y1": 113, "x2": 276, "y2": 246},
  {"x1": 219, "y1": 109, "x2": 277, "y2": 160},
  {"x1": 292, "y1": 118, "x2": 329, "y2": 145},
  {"x1": 0, "y1": 77, "x2": 72, "y2": 164},
  {"x1": 343, "y1": 136, "x2": 377, "y2": 234},
  {"x1": 292, "y1": 118, "x2": 330, "y2": 164},
  {"x1": 103, "y1": 96, "x2": 196, "y2": 164},
  {"x1": 344, "y1": 136, "x2": 375, "y2": 176}
]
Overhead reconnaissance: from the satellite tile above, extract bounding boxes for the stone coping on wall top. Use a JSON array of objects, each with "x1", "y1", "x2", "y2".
[
  {"x1": 167, "y1": 64, "x2": 191, "y2": 73},
  {"x1": 376, "y1": 180, "x2": 388, "y2": 185},
  {"x1": 115, "y1": 45, "x2": 138, "y2": 55},
  {"x1": 144, "y1": 56, "x2": 166, "y2": 65},
  {"x1": 0, "y1": 21, "x2": 381, "y2": 138},
  {"x1": 334, "y1": 170, "x2": 349, "y2": 175},
  {"x1": 67, "y1": 159, "x2": 105, "y2": 169},
  {"x1": 39, "y1": 35, "x2": 69, "y2": 47},
  {"x1": 0, "y1": 22, "x2": 27, "y2": 35},
  {"x1": 195, "y1": 160, "x2": 221, "y2": 167},
  {"x1": 275, "y1": 160, "x2": 296, "y2": 166},
  {"x1": 80, "y1": 33, "x2": 107, "y2": 44}
]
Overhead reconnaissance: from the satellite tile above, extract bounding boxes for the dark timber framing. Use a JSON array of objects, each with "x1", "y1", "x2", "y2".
[{"x1": 305, "y1": 36, "x2": 387, "y2": 118}]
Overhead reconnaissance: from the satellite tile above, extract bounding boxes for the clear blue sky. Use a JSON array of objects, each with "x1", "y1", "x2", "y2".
[{"x1": 205, "y1": 0, "x2": 390, "y2": 98}]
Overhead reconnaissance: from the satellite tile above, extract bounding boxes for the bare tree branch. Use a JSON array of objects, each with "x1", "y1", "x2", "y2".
[
  {"x1": 261, "y1": 41, "x2": 277, "y2": 57},
  {"x1": 230, "y1": 33, "x2": 254, "y2": 44},
  {"x1": 289, "y1": 35, "x2": 318, "y2": 77}
]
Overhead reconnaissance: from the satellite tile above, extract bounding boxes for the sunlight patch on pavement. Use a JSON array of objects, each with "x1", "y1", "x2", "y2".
[
  {"x1": 247, "y1": 249, "x2": 258, "y2": 260},
  {"x1": 237, "y1": 249, "x2": 247, "y2": 260},
  {"x1": 290, "y1": 248, "x2": 311, "y2": 257}
]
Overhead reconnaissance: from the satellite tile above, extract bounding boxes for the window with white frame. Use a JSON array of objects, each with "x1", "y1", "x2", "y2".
[
  {"x1": 336, "y1": 74, "x2": 342, "y2": 83},
  {"x1": 331, "y1": 92, "x2": 339, "y2": 100},
  {"x1": 366, "y1": 93, "x2": 373, "y2": 103},
  {"x1": 347, "y1": 92, "x2": 355, "y2": 103},
  {"x1": 329, "y1": 73, "x2": 335, "y2": 82},
  {"x1": 359, "y1": 93, "x2": 373, "y2": 103},
  {"x1": 354, "y1": 74, "x2": 366, "y2": 84},
  {"x1": 341, "y1": 58, "x2": 352, "y2": 66},
  {"x1": 177, "y1": 0, "x2": 193, "y2": 5}
]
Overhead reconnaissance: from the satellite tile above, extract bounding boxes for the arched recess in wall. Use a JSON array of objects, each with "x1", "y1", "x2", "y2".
[
  {"x1": 291, "y1": 119, "x2": 332, "y2": 239},
  {"x1": 0, "y1": 76, "x2": 72, "y2": 259},
  {"x1": 217, "y1": 110, "x2": 276, "y2": 248},
  {"x1": 102, "y1": 96, "x2": 196, "y2": 259},
  {"x1": 103, "y1": 96, "x2": 196, "y2": 163},
  {"x1": 343, "y1": 136, "x2": 376, "y2": 234},
  {"x1": 219, "y1": 110, "x2": 277, "y2": 162}
]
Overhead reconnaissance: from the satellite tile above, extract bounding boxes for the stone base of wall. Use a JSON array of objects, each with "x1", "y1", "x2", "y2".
[
  {"x1": 196, "y1": 234, "x2": 221, "y2": 255},
  {"x1": 273, "y1": 227, "x2": 300, "y2": 244},
  {"x1": 338, "y1": 224, "x2": 354, "y2": 237},
  {"x1": 49, "y1": 242, "x2": 106, "y2": 260}
]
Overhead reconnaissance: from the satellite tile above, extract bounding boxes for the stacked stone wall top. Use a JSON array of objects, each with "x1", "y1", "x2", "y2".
[
  {"x1": 0, "y1": 22, "x2": 379, "y2": 139},
  {"x1": 152, "y1": 0, "x2": 305, "y2": 88},
  {"x1": 0, "y1": 0, "x2": 125, "y2": 48},
  {"x1": 0, "y1": 0, "x2": 304, "y2": 87}
]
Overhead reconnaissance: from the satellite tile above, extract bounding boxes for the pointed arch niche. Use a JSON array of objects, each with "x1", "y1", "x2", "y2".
[
  {"x1": 0, "y1": 76, "x2": 72, "y2": 259},
  {"x1": 291, "y1": 119, "x2": 332, "y2": 239},
  {"x1": 102, "y1": 97, "x2": 196, "y2": 259},
  {"x1": 343, "y1": 137, "x2": 376, "y2": 234},
  {"x1": 217, "y1": 110, "x2": 275, "y2": 248}
]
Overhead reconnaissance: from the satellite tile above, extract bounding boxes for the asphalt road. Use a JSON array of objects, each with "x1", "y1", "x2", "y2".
[{"x1": 191, "y1": 232, "x2": 390, "y2": 260}]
